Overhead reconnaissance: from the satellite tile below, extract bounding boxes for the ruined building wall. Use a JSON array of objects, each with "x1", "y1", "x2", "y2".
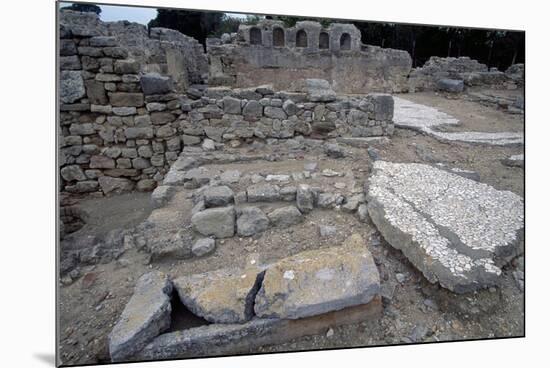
[
  {"x1": 60, "y1": 10, "x2": 208, "y2": 90},
  {"x1": 58, "y1": 12, "x2": 394, "y2": 197},
  {"x1": 207, "y1": 20, "x2": 412, "y2": 94},
  {"x1": 408, "y1": 56, "x2": 525, "y2": 91}
]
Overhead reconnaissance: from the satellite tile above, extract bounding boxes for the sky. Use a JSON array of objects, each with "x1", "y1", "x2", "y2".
[{"x1": 60, "y1": 2, "x2": 249, "y2": 25}]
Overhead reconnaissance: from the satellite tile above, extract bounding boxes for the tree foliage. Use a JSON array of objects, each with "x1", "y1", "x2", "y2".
[{"x1": 61, "y1": 3, "x2": 101, "y2": 15}]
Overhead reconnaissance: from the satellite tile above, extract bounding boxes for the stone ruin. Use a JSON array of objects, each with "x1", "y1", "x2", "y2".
[
  {"x1": 207, "y1": 20, "x2": 412, "y2": 93},
  {"x1": 59, "y1": 10, "x2": 395, "y2": 201},
  {"x1": 408, "y1": 56, "x2": 525, "y2": 93},
  {"x1": 58, "y1": 10, "x2": 525, "y2": 364}
]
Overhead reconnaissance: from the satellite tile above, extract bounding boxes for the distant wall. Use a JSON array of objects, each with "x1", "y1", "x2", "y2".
[
  {"x1": 408, "y1": 56, "x2": 525, "y2": 91},
  {"x1": 207, "y1": 20, "x2": 412, "y2": 94}
]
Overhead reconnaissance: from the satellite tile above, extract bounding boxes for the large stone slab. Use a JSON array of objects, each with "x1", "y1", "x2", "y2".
[
  {"x1": 254, "y1": 234, "x2": 380, "y2": 319},
  {"x1": 109, "y1": 271, "x2": 172, "y2": 362},
  {"x1": 173, "y1": 267, "x2": 264, "y2": 324},
  {"x1": 366, "y1": 161, "x2": 524, "y2": 293},
  {"x1": 136, "y1": 298, "x2": 381, "y2": 361}
]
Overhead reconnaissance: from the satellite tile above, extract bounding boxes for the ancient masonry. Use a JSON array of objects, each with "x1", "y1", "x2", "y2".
[
  {"x1": 59, "y1": 11, "x2": 395, "y2": 196},
  {"x1": 207, "y1": 20, "x2": 412, "y2": 93}
]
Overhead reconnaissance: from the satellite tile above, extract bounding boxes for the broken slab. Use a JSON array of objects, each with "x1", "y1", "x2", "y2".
[
  {"x1": 173, "y1": 267, "x2": 264, "y2": 324},
  {"x1": 109, "y1": 271, "x2": 172, "y2": 362},
  {"x1": 254, "y1": 234, "x2": 380, "y2": 319},
  {"x1": 366, "y1": 161, "x2": 524, "y2": 293},
  {"x1": 136, "y1": 297, "x2": 381, "y2": 361},
  {"x1": 393, "y1": 97, "x2": 524, "y2": 146}
]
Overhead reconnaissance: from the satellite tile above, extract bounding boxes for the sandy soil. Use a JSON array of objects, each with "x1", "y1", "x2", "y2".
[{"x1": 57, "y1": 91, "x2": 525, "y2": 366}]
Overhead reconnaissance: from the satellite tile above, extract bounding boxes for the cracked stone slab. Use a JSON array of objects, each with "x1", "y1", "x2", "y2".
[
  {"x1": 393, "y1": 97, "x2": 524, "y2": 146},
  {"x1": 173, "y1": 267, "x2": 264, "y2": 324},
  {"x1": 254, "y1": 234, "x2": 380, "y2": 319},
  {"x1": 136, "y1": 298, "x2": 382, "y2": 361},
  {"x1": 109, "y1": 271, "x2": 172, "y2": 362},
  {"x1": 366, "y1": 161, "x2": 524, "y2": 293}
]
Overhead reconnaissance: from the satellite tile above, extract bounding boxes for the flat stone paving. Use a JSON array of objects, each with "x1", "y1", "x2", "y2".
[
  {"x1": 393, "y1": 97, "x2": 524, "y2": 145},
  {"x1": 366, "y1": 161, "x2": 524, "y2": 293}
]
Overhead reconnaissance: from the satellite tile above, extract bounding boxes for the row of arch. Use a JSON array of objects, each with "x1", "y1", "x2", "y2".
[{"x1": 249, "y1": 27, "x2": 352, "y2": 50}]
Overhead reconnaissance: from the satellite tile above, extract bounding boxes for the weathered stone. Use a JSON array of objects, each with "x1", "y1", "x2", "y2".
[
  {"x1": 125, "y1": 127, "x2": 153, "y2": 139},
  {"x1": 282, "y1": 99, "x2": 298, "y2": 116},
  {"x1": 223, "y1": 96, "x2": 242, "y2": 114},
  {"x1": 267, "y1": 206, "x2": 303, "y2": 227},
  {"x1": 146, "y1": 102, "x2": 166, "y2": 112},
  {"x1": 324, "y1": 143, "x2": 345, "y2": 158},
  {"x1": 84, "y1": 80, "x2": 108, "y2": 105},
  {"x1": 304, "y1": 79, "x2": 336, "y2": 102},
  {"x1": 114, "y1": 59, "x2": 140, "y2": 74},
  {"x1": 182, "y1": 134, "x2": 201, "y2": 145},
  {"x1": 255, "y1": 234, "x2": 380, "y2": 319},
  {"x1": 90, "y1": 155, "x2": 115, "y2": 169},
  {"x1": 109, "y1": 92, "x2": 144, "y2": 107},
  {"x1": 173, "y1": 267, "x2": 264, "y2": 323},
  {"x1": 136, "y1": 179, "x2": 156, "y2": 191},
  {"x1": 296, "y1": 184, "x2": 315, "y2": 213},
  {"x1": 109, "y1": 271, "x2": 172, "y2": 362},
  {"x1": 140, "y1": 73, "x2": 174, "y2": 95},
  {"x1": 237, "y1": 207, "x2": 269, "y2": 236},
  {"x1": 60, "y1": 165, "x2": 86, "y2": 182},
  {"x1": 151, "y1": 185, "x2": 176, "y2": 208},
  {"x1": 366, "y1": 94, "x2": 394, "y2": 121},
  {"x1": 242, "y1": 100, "x2": 263, "y2": 118},
  {"x1": 319, "y1": 225, "x2": 336, "y2": 237},
  {"x1": 367, "y1": 161, "x2": 524, "y2": 293},
  {"x1": 264, "y1": 106, "x2": 287, "y2": 119},
  {"x1": 112, "y1": 107, "x2": 137, "y2": 116},
  {"x1": 220, "y1": 170, "x2": 241, "y2": 184},
  {"x1": 203, "y1": 185, "x2": 234, "y2": 207},
  {"x1": 60, "y1": 39, "x2": 77, "y2": 56},
  {"x1": 247, "y1": 184, "x2": 280, "y2": 202},
  {"x1": 90, "y1": 36, "x2": 117, "y2": 47},
  {"x1": 99, "y1": 176, "x2": 134, "y2": 195},
  {"x1": 60, "y1": 55, "x2": 81, "y2": 70},
  {"x1": 137, "y1": 298, "x2": 381, "y2": 361},
  {"x1": 150, "y1": 112, "x2": 176, "y2": 125},
  {"x1": 103, "y1": 47, "x2": 128, "y2": 59},
  {"x1": 191, "y1": 238, "x2": 216, "y2": 257},
  {"x1": 191, "y1": 206, "x2": 235, "y2": 238},
  {"x1": 148, "y1": 230, "x2": 193, "y2": 261},
  {"x1": 436, "y1": 79, "x2": 464, "y2": 93},
  {"x1": 60, "y1": 71, "x2": 85, "y2": 104},
  {"x1": 343, "y1": 194, "x2": 365, "y2": 212}
]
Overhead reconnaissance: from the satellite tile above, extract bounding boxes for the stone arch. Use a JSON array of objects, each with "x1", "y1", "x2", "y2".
[
  {"x1": 319, "y1": 32, "x2": 329, "y2": 49},
  {"x1": 296, "y1": 29, "x2": 308, "y2": 47},
  {"x1": 250, "y1": 27, "x2": 262, "y2": 45},
  {"x1": 340, "y1": 33, "x2": 351, "y2": 50},
  {"x1": 273, "y1": 27, "x2": 285, "y2": 47}
]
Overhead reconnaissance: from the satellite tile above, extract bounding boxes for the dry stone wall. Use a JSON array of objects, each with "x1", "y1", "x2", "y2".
[
  {"x1": 207, "y1": 20, "x2": 412, "y2": 93},
  {"x1": 408, "y1": 56, "x2": 525, "y2": 92},
  {"x1": 58, "y1": 12, "x2": 395, "y2": 197}
]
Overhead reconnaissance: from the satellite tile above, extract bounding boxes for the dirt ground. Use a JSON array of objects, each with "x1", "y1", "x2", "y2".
[{"x1": 57, "y1": 91, "x2": 525, "y2": 366}]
